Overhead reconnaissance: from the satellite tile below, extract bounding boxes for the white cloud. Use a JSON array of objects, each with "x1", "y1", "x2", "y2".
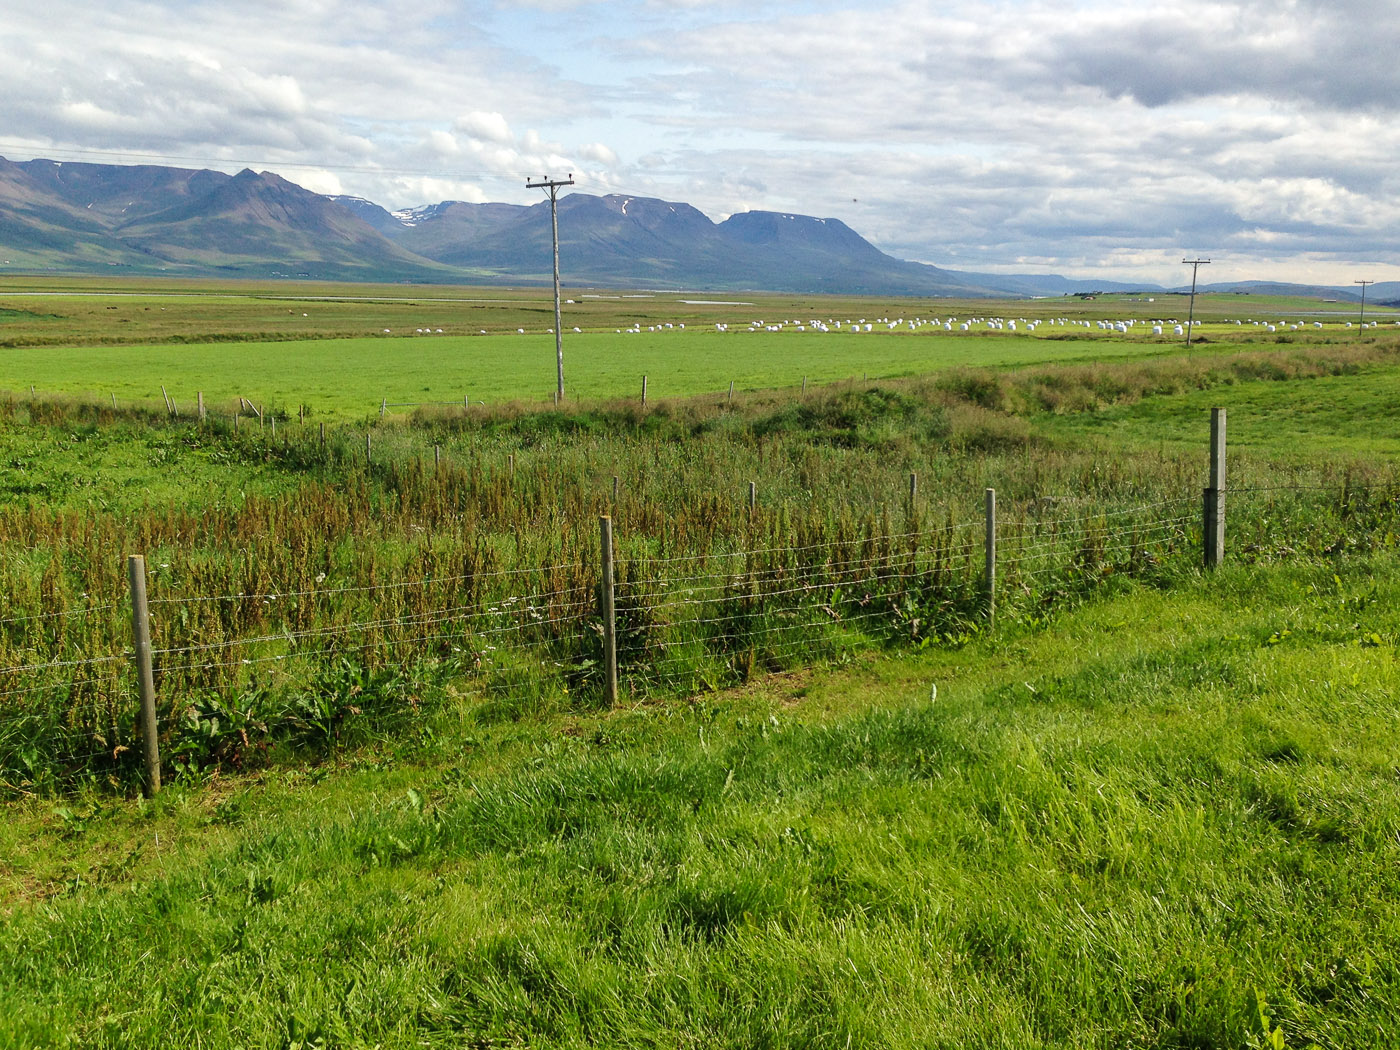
[
  {"x1": 293, "y1": 168, "x2": 345, "y2": 196},
  {"x1": 454, "y1": 111, "x2": 514, "y2": 145}
]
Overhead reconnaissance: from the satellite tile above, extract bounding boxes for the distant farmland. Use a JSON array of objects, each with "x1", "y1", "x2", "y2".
[{"x1": 0, "y1": 278, "x2": 1393, "y2": 419}]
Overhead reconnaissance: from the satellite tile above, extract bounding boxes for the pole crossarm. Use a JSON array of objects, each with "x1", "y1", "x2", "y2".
[{"x1": 528, "y1": 175, "x2": 575, "y2": 401}]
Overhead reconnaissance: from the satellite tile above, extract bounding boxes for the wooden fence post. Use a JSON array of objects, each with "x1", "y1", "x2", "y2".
[
  {"x1": 380, "y1": 397, "x2": 387, "y2": 419},
  {"x1": 1204, "y1": 408, "x2": 1226, "y2": 569},
  {"x1": 126, "y1": 555, "x2": 161, "y2": 796},
  {"x1": 197, "y1": 391, "x2": 205, "y2": 422},
  {"x1": 909, "y1": 472, "x2": 918, "y2": 507},
  {"x1": 728, "y1": 380, "x2": 735, "y2": 403},
  {"x1": 365, "y1": 432, "x2": 372, "y2": 466},
  {"x1": 599, "y1": 516, "x2": 618, "y2": 705},
  {"x1": 749, "y1": 480, "x2": 757, "y2": 512},
  {"x1": 985, "y1": 488, "x2": 997, "y2": 624},
  {"x1": 434, "y1": 444, "x2": 441, "y2": 469},
  {"x1": 508, "y1": 453, "x2": 515, "y2": 477},
  {"x1": 612, "y1": 475, "x2": 620, "y2": 502},
  {"x1": 641, "y1": 375, "x2": 648, "y2": 407}
]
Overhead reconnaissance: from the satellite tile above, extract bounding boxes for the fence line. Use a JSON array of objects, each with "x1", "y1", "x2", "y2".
[
  {"x1": 7, "y1": 448, "x2": 1400, "y2": 790},
  {"x1": 0, "y1": 497, "x2": 1214, "y2": 692}
]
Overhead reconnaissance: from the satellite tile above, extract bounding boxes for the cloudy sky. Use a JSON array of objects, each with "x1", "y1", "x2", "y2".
[{"x1": 3, "y1": 0, "x2": 1397, "y2": 285}]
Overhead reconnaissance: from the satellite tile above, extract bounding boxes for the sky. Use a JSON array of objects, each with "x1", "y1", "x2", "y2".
[{"x1": 2, "y1": 0, "x2": 1398, "y2": 286}]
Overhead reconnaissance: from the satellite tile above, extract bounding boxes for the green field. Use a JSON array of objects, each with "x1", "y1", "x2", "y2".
[
  {"x1": 0, "y1": 329, "x2": 1285, "y2": 421},
  {"x1": 2, "y1": 277, "x2": 1399, "y2": 1047},
  {"x1": 2, "y1": 277, "x2": 1395, "y2": 420}
]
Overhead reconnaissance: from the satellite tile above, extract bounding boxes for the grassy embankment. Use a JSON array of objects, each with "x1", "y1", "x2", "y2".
[{"x1": 1, "y1": 556, "x2": 1397, "y2": 1047}]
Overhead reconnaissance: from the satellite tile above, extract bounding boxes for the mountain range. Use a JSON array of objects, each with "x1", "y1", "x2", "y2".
[{"x1": 1, "y1": 156, "x2": 1392, "y2": 301}]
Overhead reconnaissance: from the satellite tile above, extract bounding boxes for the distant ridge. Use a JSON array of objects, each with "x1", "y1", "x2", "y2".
[{"x1": 0, "y1": 156, "x2": 1384, "y2": 300}]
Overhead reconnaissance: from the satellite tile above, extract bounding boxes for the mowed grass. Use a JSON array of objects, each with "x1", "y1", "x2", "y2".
[
  {"x1": 0, "y1": 327, "x2": 1378, "y2": 423},
  {"x1": 3, "y1": 558, "x2": 1399, "y2": 1047}
]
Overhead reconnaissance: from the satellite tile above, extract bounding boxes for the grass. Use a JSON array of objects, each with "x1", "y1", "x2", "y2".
[
  {"x1": 3, "y1": 281, "x2": 1399, "y2": 1044},
  {"x1": 2, "y1": 557, "x2": 1398, "y2": 1047}
]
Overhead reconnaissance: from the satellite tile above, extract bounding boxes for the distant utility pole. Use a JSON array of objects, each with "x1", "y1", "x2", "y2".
[
  {"x1": 1182, "y1": 258, "x2": 1210, "y2": 349},
  {"x1": 527, "y1": 173, "x2": 575, "y2": 400},
  {"x1": 1355, "y1": 279, "x2": 1374, "y2": 335}
]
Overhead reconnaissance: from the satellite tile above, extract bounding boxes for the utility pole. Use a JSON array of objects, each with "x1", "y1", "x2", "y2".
[
  {"x1": 527, "y1": 174, "x2": 574, "y2": 400},
  {"x1": 1355, "y1": 279, "x2": 1373, "y2": 335},
  {"x1": 1182, "y1": 258, "x2": 1210, "y2": 349}
]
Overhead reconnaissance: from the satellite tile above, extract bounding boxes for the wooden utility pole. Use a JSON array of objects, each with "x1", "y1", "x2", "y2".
[
  {"x1": 527, "y1": 174, "x2": 575, "y2": 400},
  {"x1": 1182, "y1": 258, "x2": 1210, "y2": 348},
  {"x1": 1355, "y1": 279, "x2": 1374, "y2": 334}
]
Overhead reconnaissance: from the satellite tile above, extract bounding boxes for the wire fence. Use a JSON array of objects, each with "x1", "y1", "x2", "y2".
[{"x1": 0, "y1": 475, "x2": 1393, "y2": 794}]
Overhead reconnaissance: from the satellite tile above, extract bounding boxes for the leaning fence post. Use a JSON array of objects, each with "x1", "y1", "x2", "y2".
[
  {"x1": 380, "y1": 397, "x2": 387, "y2": 419},
  {"x1": 985, "y1": 488, "x2": 997, "y2": 624},
  {"x1": 599, "y1": 516, "x2": 618, "y2": 705},
  {"x1": 1204, "y1": 407, "x2": 1226, "y2": 569},
  {"x1": 365, "y1": 432, "x2": 372, "y2": 466},
  {"x1": 126, "y1": 555, "x2": 161, "y2": 796}
]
